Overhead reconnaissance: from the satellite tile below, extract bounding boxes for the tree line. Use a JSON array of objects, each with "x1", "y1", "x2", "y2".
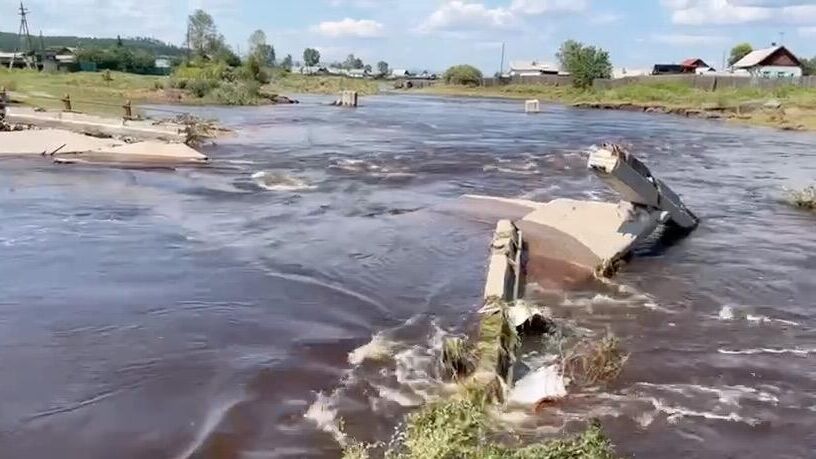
[{"x1": 442, "y1": 40, "x2": 612, "y2": 89}]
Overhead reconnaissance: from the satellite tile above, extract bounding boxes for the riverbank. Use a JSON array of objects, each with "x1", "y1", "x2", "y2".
[
  {"x1": 1, "y1": 69, "x2": 380, "y2": 116},
  {"x1": 416, "y1": 83, "x2": 816, "y2": 131}
]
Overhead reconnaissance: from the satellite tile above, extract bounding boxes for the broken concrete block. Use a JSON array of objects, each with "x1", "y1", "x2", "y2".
[
  {"x1": 483, "y1": 220, "x2": 521, "y2": 301},
  {"x1": 0, "y1": 129, "x2": 123, "y2": 155},
  {"x1": 525, "y1": 99, "x2": 540, "y2": 113}
]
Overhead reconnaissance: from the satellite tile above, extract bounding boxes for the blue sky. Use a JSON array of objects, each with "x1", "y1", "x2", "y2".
[{"x1": 2, "y1": 0, "x2": 816, "y2": 72}]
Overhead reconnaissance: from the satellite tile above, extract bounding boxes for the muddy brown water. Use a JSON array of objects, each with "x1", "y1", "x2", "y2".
[{"x1": 1, "y1": 95, "x2": 814, "y2": 458}]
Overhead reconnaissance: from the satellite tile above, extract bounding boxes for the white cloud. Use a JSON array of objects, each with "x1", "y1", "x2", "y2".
[
  {"x1": 416, "y1": 0, "x2": 588, "y2": 34},
  {"x1": 510, "y1": 0, "x2": 588, "y2": 15},
  {"x1": 311, "y1": 18, "x2": 385, "y2": 38},
  {"x1": 652, "y1": 33, "x2": 729, "y2": 45},
  {"x1": 416, "y1": 1, "x2": 516, "y2": 33},
  {"x1": 662, "y1": 0, "x2": 816, "y2": 25}
]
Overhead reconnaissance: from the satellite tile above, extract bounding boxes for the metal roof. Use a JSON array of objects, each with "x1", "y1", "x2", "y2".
[{"x1": 733, "y1": 46, "x2": 799, "y2": 68}]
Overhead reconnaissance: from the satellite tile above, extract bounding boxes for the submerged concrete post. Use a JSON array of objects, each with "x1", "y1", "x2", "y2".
[
  {"x1": 338, "y1": 90, "x2": 358, "y2": 107},
  {"x1": 0, "y1": 86, "x2": 6, "y2": 121},
  {"x1": 525, "y1": 99, "x2": 540, "y2": 113},
  {"x1": 61, "y1": 94, "x2": 72, "y2": 112},
  {"x1": 122, "y1": 100, "x2": 133, "y2": 120}
]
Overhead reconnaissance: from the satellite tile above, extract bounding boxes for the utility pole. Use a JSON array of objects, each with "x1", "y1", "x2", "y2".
[
  {"x1": 499, "y1": 42, "x2": 505, "y2": 77},
  {"x1": 10, "y1": 2, "x2": 34, "y2": 69}
]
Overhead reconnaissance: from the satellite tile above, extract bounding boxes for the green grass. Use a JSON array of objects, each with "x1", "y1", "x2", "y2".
[
  {"x1": 0, "y1": 69, "x2": 382, "y2": 116},
  {"x1": 420, "y1": 81, "x2": 816, "y2": 131},
  {"x1": 374, "y1": 390, "x2": 616, "y2": 459},
  {"x1": 265, "y1": 73, "x2": 380, "y2": 95},
  {"x1": 0, "y1": 68, "x2": 166, "y2": 115}
]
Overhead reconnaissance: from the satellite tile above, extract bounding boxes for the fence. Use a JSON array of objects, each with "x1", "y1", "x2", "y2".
[
  {"x1": 481, "y1": 74, "x2": 572, "y2": 87},
  {"x1": 593, "y1": 74, "x2": 816, "y2": 91}
]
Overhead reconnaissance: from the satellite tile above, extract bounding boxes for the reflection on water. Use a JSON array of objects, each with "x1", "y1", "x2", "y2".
[{"x1": 1, "y1": 94, "x2": 815, "y2": 458}]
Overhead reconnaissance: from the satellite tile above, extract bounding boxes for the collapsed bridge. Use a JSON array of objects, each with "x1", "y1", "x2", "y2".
[{"x1": 453, "y1": 144, "x2": 699, "y2": 407}]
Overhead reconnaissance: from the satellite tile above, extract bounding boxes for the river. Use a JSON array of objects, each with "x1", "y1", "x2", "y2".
[{"x1": 1, "y1": 94, "x2": 814, "y2": 458}]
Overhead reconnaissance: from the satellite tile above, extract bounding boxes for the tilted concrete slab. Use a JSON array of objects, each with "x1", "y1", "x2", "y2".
[
  {"x1": 588, "y1": 144, "x2": 698, "y2": 229},
  {"x1": 521, "y1": 199, "x2": 661, "y2": 273},
  {"x1": 1, "y1": 128, "x2": 208, "y2": 166},
  {"x1": 53, "y1": 143, "x2": 208, "y2": 166},
  {"x1": 4, "y1": 107, "x2": 187, "y2": 142},
  {"x1": 0, "y1": 129, "x2": 123, "y2": 155}
]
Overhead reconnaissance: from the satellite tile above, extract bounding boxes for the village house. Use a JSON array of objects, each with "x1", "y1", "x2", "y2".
[
  {"x1": 508, "y1": 60, "x2": 559, "y2": 77},
  {"x1": 651, "y1": 58, "x2": 711, "y2": 75},
  {"x1": 732, "y1": 45, "x2": 802, "y2": 78}
]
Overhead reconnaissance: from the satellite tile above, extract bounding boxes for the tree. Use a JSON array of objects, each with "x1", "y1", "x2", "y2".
[
  {"x1": 280, "y1": 54, "x2": 293, "y2": 70},
  {"x1": 188, "y1": 10, "x2": 218, "y2": 56},
  {"x1": 364, "y1": 64, "x2": 372, "y2": 73},
  {"x1": 303, "y1": 47, "x2": 320, "y2": 66},
  {"x1": 377, "y1": 60, "x2": 389, "y2": 76},
  {"x1": 116, "y1": 35, "x2": 123, "y2": 47},
  {"x1": 443, "y1": 64, "x2": 483, "y2": 85},
  {"x1": 729, "y1": 43, "x2": 753, "y2": 66},
  {"x1": 557, "y1": 39, "x2": 612, "y2": 89},
  {"x1": 803, "y1": 57, "x2": 816, "y2": 76},
  {"x1": 343, "y1": 53, "x2": 363, "y2": 69},
  {"x1": 248, "y1": 29, "x2": 275, "y2": 66}
]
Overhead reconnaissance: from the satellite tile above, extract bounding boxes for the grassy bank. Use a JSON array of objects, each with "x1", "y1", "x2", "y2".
[
  {"x1": 418, "y1": 82, "x2": 816, "y2": 131},
  {"x1": 1, "y1": 69, "x2": 169, "y2": 115},
  {"x1": 1, "y1": 69, "x2": 381, "y2": 116},
  {"x1": 265, "y1": 74, "x2": 380, "y2": 96}
]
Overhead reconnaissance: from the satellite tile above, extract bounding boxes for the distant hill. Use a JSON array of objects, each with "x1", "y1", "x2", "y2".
[{"x1": 0, "y1": 31, "x2": 185, "y2": 56}]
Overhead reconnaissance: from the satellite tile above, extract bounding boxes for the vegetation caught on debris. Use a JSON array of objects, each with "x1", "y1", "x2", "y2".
[
  {"x1": 785, "y1": 186, "x2": 816, "y2": 211},
  {"x1": 343, "y1": 388, "x2": 616, "y2": 459},
  {"x1": 339, "y1": 298, "x2": 626, "y2": 459},
  {"x1": 563, "y1": 335, "x2": 629, "y2": 388}
]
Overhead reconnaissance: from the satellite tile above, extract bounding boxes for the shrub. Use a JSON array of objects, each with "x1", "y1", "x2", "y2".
[
  {"x1": 443, "y1": 65, "x2": 483, "y2": 86},
  {"x1": 211, "y1": 81, "x2": 263, "y2": 105},
  {"x1": 187, "y1": 78, "x2": 218, "y2": 98}
]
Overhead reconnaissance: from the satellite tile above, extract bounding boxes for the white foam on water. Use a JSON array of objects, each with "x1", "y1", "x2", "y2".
[
  {"x1": 649, "y1": 398, "x2": 757, "y2": 425},
  {"x1": 251, "y1": 171, "x2": 316, "y2": 191},
  {"x1": 636, "y1": 382, "x2": 780, "y2": 407},
  {"x1": 483, "y1": 162, "x2": 540, "y2": 176},
  {"x1": 348, "y1": 332, "x2": 396, "y2": 366},
  {"x1": 717, "y1": 305, "x2": 800, "y2": 326},
  {"x1": 507, "y1": 365, "x2": 567, "y2": 407},
  {"x1": 373, "y1": 385, "x2": 424, "y2": 407},
  {"x1": 304, "y1": 391, "x2": 347, "y2": 446},
  {"x1": 718, "y1": 348, "x2": 816, "y2": 356}
]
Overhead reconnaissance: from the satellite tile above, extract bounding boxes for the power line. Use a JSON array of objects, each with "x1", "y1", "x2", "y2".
[{"x1": 9, "y1": 2, "x2": 34, "y2": 69}]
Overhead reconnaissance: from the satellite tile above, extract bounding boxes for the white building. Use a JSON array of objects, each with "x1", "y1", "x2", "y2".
[
  {"x1": 732, "y1": 45, "x2": 803, "y2": 78},
  {"x1": 508, "y1": 60, "x2": 559, "y2": 77}
]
